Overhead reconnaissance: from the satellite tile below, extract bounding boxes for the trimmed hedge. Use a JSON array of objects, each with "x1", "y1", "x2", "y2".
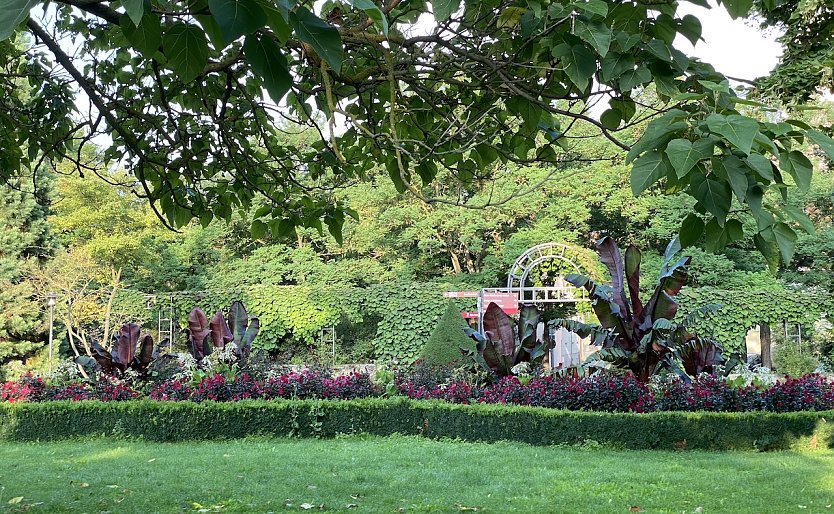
[{"x1": 1, "y1": 399, "x2": 832, "y2": 451}]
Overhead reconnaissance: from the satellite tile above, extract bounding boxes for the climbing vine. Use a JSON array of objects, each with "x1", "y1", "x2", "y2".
[{"x1": 677, "y1": 287, "x2": 834, "y2": 353}]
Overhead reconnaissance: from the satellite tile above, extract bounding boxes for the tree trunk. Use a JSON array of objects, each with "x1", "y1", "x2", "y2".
[
  {"x1": 450, "y1": 252, "x2": 462, "y2": 274},
  {"x1": 760, "y1": 323, "x2": 773, "y2": 370}
]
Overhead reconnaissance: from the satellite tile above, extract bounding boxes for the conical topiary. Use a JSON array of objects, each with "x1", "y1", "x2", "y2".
[{"x1": 419, "y1": 301, "x2": 478, "y2": 365}]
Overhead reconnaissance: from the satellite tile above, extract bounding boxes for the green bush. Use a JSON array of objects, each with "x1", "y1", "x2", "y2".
[
  {"x1": 773, "y1": 342, "x2": 819, "y2": 377},
  {"x1": 419, "y1": 301, "x2": 477, "y2": 365},
  {"x1": 0, "y1": 399, "x2": 831, "y2": 451}
]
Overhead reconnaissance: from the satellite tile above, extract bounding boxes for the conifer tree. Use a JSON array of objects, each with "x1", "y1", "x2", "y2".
[{"x1": 420, "y1": 301, "x2": 477, "y2": 366}]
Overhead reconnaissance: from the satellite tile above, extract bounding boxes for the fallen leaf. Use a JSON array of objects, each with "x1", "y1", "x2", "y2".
[
  {"x1": 147, "y1": 458, "x2": 156, "y2": 463},
  {"x1": 300, "y1": 503, "x2": 314, "y2": 510},
  {"x1": 106, "y1": 485, "x2": 119, "y2": 489},
  {"x1": 346, "y1": 504, "x2": 358, "y2": 509},
  {"x1": 79, "y1": 483, "x2": 90, "y2": 488},
  {"x1": 629, "y1": 507, "x2": 642, "y2": 513},
  {"x1": 7, "y1": 497, "x2": 23, "y2": 505},
  {"x1": 799, "y1": 506, "x2": 807, "y2": 509}
]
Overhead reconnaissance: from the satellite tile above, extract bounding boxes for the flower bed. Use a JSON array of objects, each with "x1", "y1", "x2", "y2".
[{"x1": 3, "y1": 370, "x2": 834, "y2": 414}]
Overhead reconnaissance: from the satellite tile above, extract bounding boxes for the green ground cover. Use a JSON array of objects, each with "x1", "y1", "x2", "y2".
[{"x1": 0, "y1": 436, "x2": 832, "y2": 513}]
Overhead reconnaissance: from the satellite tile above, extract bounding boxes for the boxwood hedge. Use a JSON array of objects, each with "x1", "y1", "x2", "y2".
[{"x1": 1, "y1": 399, "x2": 832, "y2": 451}]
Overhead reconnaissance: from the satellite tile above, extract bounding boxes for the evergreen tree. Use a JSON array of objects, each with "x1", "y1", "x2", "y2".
[
  {"x1": 0, "y1": 172, "x2": 54, "y2": 363},
  {"x1": 420, "y1": 301, "x2": 477, "y2": 366}
]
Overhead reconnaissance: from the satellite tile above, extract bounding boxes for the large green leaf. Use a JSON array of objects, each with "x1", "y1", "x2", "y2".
[
  {"x1": 506, "y1": 96, "x2": 542, "y2": 133},
  {"x1": 677, "y1": 14, "x2": 702, "y2": 45},
  {"x1": 122, "y1": 0, "x2": 146, "y2": 27},
  {"x1": 754, "y1": 231, "x2": 780, "y2": 272},
  {"x1": 665, "y1": 138, "x2": 713, "y2": 178},
  {"x1": 679, "y1": 213, "x2": 704, "y2": 248},
  {"x1": 807, "y1": 129, "x2": 834, "y2": 161},
  {"x1": 631, "y1": 150, "x2": 671, "y2": 195},
  {"x1": 290, "y1": 7, "x2": 344, "y2": 74},
  {"x1": 780, "y1": 150, "x2": 812, "y2": 190},
  {"x1": 517, "y1": 305, "x2": 540, "y2": 353},
  {"x1": 243, "y1": 33, "x2": 292, "y2": 104},
  {"x1": 162, "y1": 23, "x2": 210, "y2": 82},
  {"x1": 626, "y1": 109, "x2": 688, "y2": 162},
  {"x1": 208, "y1": 0, "x2": 266, "y2": 44},
  {"x1": 705, "y1": 113, "x2": 759, "y2": 156},
  {"x1": 617, "y1": 65, "x2": 651, "y2": 92},
  {"x1": 689, "y1": 171, "x2": 731, "y2": 225},
  {"x1": 433, "y1": 0, "x2": 461, "y2": 21},
  {"x1": 600, "y1": 52, "x2": 634, "y2": 82},
  {"x1": 0, "y1": 0, "x2": 39, "y2": 41},
  {"x1": 574, "y1": 19, "x2": 611, "y2": 57},
  {"x1": 714, "y1": 155, "x2": 750, "y2": 201},
  {"x1": 121, "y1": 13, "x2": 162, "y2": 56},
  {"x1": 780, "y1": 203, "x2": 815, "y2": 234},
  {"x1": 773, "y1": 222, "x2": 797, "y2": 263},
  {"x1": 348, "y1": 0, "x2": 389, "y2": 35},
  {"x1": 552, "y1": 43, "x2": 596, "y2": 91},
  {"x1": 723, "y1": 0, "x2": 754, "y2": 19},
  {"x1": 746, "y1": 153, "x2": 775, "y2": 181}
]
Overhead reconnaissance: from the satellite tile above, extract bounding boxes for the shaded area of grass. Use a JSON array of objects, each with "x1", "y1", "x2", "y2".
[{"x1": 0, "y1": 436, "x2": 832, "y2": 513}]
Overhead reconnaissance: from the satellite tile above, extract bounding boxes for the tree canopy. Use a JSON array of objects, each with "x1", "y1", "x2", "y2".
[{"x1": 2, "y1": 0, "x2": 834, "y2": 267}]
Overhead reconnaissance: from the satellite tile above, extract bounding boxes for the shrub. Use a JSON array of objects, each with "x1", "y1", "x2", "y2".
[
  {"x1": 419, "y1": 301, "x2": 477, "y2": 366},
  {"x1": 1, "y1": 399, "x2": 833, "y2": 451},
  {"x1": 773, "y1": 342, "x2": 819, "y2": 377}
]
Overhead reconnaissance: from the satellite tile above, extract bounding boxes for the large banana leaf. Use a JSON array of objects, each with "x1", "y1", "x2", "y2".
[
  {"x1": 187, "y1": 307, "x2": 211, "y2": 359},
  {"x1": 678, "y1": 337, "x2": 725, "y2": 377},
  {"x1": 482, "y1": 302, "x2": 515, "y2": 357},
  {"x1": 624, "y1": 245, "x2": 643, "y2": 317},
  {"x1": 209, "y1": 310, "x2": 233, "y2": 348},
  {"x1": 115, "y1": 323, "x2": 140, "y2": 370},
  {"x1": 135, "y1": 333, "x2": 155, "y2": 369},
  {"x1": 228, "y1": 300, "x2": 260, "y2": 357},
  {"x1": 517, "y1": 304, "x2": 540, "y2": 354},
  {"x1": 596, "y1": 237, "x2": 630, "y2": 319}
]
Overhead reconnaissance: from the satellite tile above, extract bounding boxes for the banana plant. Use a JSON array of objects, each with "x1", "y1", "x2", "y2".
[
  {"x1": 187, "y1": 300, "x2": 260, "y2": 361},
  {"x1": 550, "y1": 237, "x2": 726, "y2": 382},
  {"x1": 75, "y1": 323, "x2": 167, "y2": 376},
  {"x1": 462, "y1": 303, "x2": 543, "y2": 377}
]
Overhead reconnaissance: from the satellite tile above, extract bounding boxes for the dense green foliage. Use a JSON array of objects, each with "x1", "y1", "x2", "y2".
[
  {"x1": 0, "y1": 399, "x2": 831, "y2": 451},
  {"x1": 2, "y1": 0, "x2": 834, "y2": 268},
  {"x1": 3, "y1": 438, "x2": 834, "y2": 513}
]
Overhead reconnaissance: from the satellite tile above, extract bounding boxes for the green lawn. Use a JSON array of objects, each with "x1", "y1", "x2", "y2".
[{"x1": 0, "y1": 436, "x2": 832, "y2": 513}]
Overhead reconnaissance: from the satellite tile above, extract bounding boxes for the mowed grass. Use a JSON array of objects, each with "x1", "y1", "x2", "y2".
[{"x1": 0, "y1": 436, "x2": 832, "y2": 513}]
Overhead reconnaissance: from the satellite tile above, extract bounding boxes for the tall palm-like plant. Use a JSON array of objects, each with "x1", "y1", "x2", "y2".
[{"x1": 551, "y1": 237, "x2": 725, "y2": 382}]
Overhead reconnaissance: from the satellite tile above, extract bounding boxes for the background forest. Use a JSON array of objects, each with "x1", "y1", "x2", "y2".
[{"x1": 3, "y1": 101, "x2": 834, "y2": 377}]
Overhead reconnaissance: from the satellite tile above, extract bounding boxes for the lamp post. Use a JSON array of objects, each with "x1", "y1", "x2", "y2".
[{"x1": 47, "y1": 292, "x2": 56, "y2": 374}]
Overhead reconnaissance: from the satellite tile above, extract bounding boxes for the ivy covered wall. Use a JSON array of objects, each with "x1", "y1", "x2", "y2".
[{"x1": 677, "y1": 288, "x2": 834, "y2": 353}]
